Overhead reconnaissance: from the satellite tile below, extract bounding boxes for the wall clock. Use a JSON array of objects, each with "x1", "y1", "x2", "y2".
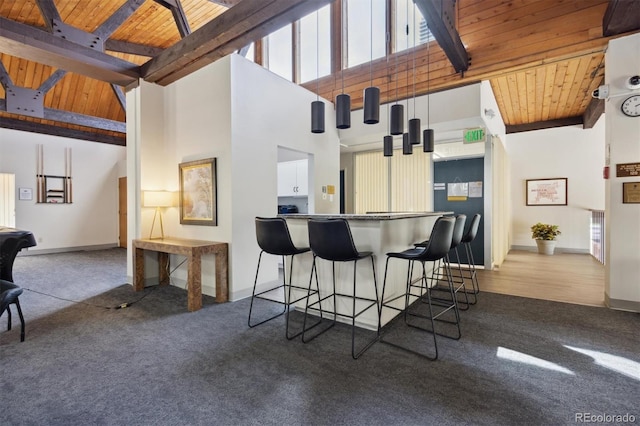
[{"x1": 621, "y1": 95, "x2": 640, "y2": 117}]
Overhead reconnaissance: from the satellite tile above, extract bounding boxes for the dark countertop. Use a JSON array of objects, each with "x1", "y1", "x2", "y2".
[{"x1": 278, "y1": 212, "x2": 451, "y2": 220}]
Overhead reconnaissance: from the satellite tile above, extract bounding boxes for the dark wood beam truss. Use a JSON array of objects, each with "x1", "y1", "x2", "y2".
[
  {"x1": 582, "y1": 97, "x2": 604, "y2": 129},
  {"x1": 0, "y1": 17, "x2": 140, "y2": 86},
  {"x1": 142, "y1": 0, "x2": 334, "y2": 86},
  {"x1": 603, "y1": 0, "x2": 640, "y2": 36},
  {"x1": 105, "y1": 39, "x2": 164, "y2": 58},
  {"x1": 34, "y1": 0, "x2": 62, "y2": 32},
  {"x1": 0, "y1": 99, "x2": 125, "y2": 133},
  {"x1": 153, "y1": 0, "x2": 192, "y2": 38},
  {"x1": 95, "y1": 0, "x2": 147, "y2": 39},
  {"x1": 414, "y1": 0, "x2": 468, "y2": 73},
  {"x1": 506, "y1": 116, "x2": 584, "y2": 134},
  {"x1": 0, "y1": 116, "x2": 125, "y2": 146}
]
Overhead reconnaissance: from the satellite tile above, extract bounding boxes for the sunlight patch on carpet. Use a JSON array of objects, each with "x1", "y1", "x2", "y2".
[
  {"x1": 564, "y1": 345, "x2": 640, "y2": 381},
  {"x1": 497, "y1": 347, "x2": 574, "y2": 375}
]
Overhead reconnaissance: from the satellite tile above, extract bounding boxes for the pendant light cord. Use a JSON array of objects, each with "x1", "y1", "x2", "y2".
[
  {"x1": 316, "y1": 9, "x2": 319, "y2": 101},
  {"x1": 369, "y1": 0, "x2": 373, "y2": 87},
  {"x1": 427, "y1": 24, "x2": 430, "y2": 127},
  {"x1": 412, "y1": 2, "x2": 417, "y2": 119}
]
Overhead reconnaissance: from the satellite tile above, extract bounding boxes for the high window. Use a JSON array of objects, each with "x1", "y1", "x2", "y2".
[
  {"x1": 394, "y1": 0, "x2": 431, "y2": 53},
  {"x1": 344, "y1": 0, "x2": 386, "y2": 68},
  {"x1": 266, "y1": 24, "x2": 293, "y2": 81},
  {"x1": 298, "y1": 5, "x2": 331, "y2": 83}
]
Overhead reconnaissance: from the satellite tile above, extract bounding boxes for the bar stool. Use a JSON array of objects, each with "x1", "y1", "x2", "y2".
[
  {"x1": 460, "y1": 214, "x2": 481, "y2": 302},
  {"x1": 248, "y1": 217, "x2": 319, "y2": 340},
  {"x1": 418, "y1": 214, "x2": 472, "y2": 310},
  {"x1": 302, "y1": 218, "x2": 379, "y2": 359},
  {"x1": 1, "y1": 279, "x2": 26, "y2": 342},
  {"x1": 378, "y1": 216, "x2": 458, "y2": 360}
]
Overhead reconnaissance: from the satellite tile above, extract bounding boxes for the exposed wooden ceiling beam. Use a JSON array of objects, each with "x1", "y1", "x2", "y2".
[
  {"x1": 0, "y1": 116, "x2": 125, "y2": 146},
  {"x1": 105, "y1": 39, "x2": 164, "y2": 58},
  {"x1": 111, "y1": 84, "x2": 127, "y2": 111},
  {"x1": 506, "y1": 116, "x2": 583, "y2": 134},
  {"x1": 35, "y1": 0, "x2": 61, "y2": 32},
  {"x1": 414, "y1": 0, "x2": 469, "y2": 73},
  {"x1": 141, "y1": 0, "x2": 333, "y2": 86},
  {"x1": 603, "y1": 0, "x2": 640, "y2": 36},
  {"x1": 153, "y1": 0, "x2": 192, "y2": 38},
  {"x1": 37, "y1": 69, "x2": 67, "y2": 93},
  {"x1": 0, "y1": 59, "x2": 12, "y2": 87},
  {"x1": 0, "y1": 17, "x2": 140, "y2": 86},
  {"x1": 207, "y1": 0, "x2": 241, "y2": 6},
  {"x1": 0, "y1": 99, "x2": 125, "y2": 132},
  {"x1": 583, "y1": 97, "x2": 604, "y2": 129}
]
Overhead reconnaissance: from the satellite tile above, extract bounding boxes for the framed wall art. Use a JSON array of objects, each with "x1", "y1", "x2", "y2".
[
  {"x1": 622, "y1": 182, "x2": 640, "y2": 204},
  {"x1": 179, "y1": 158, "x2": 217, "y2": 226},
  {"x1": 526, "y1": 178, "x2": 567, "y2": 206}
]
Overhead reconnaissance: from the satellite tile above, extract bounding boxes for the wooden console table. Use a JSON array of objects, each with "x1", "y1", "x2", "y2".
[{"x1": 133, "y1": 237, "x2": 228, "y2": 311}]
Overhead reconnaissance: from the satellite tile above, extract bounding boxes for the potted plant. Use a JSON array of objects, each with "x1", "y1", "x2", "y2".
[{"x1": 531, "y1": 222, "x2": 561, "y2": 255}]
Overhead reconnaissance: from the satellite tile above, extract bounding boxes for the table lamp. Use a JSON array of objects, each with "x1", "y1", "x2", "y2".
[{"x1": 143, "y1": 191, "x2": 174, "y2": 239}]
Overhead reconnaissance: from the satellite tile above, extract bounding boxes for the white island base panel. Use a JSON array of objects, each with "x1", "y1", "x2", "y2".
[{"x1": 282, "y1": 213, "x2": 447, "y2": 330}]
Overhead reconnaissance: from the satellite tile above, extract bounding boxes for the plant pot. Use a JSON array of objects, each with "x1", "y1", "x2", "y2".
[{"x1": 535, "y1": 239, "x2": 556, "y2": 255}]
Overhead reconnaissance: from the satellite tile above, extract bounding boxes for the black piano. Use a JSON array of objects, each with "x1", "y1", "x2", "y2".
[{"x1": 0, "y1": 227, "x2": 37, "y2": 282}]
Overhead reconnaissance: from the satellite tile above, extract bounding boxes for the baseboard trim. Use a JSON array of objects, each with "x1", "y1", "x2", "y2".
[
  {"x1": 18, "y1": 243, "x2": 120, "y2": 256},
  {"x1": 510, "y1": 245, "x2": 590, "y2": 255},
  {"x1": 604, "y1": 293, "x2": 640, "y2": 313}
]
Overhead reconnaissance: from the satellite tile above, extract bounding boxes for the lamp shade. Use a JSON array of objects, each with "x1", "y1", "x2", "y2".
[
  {"x1": 390, "y1": 104, "x2": 404, "y2": 135},
  {"x1": 383, "y1": 135, "x2": 393, "y2": 157},
  {"x1": 408, "y1": 118, "x2": 421, "y2": 145},
  {"x1": 363, "y1": 86, "x2": 380, "y2": 124},
  {"x1": 402, "y1": 133, "x2": 412, "y2": 155},
  {"x1": 143, "y1": 191, "x2": 174, "y2": 208},
  {"x1": 336, "y1": 94, "x2": 351, "y2": 129},
  {"x1": 311, "y1": 100, "x2": 325, "y2": 133},
  {"x1": 423, "y1": 128, "x2": 435, "y2": 152}
]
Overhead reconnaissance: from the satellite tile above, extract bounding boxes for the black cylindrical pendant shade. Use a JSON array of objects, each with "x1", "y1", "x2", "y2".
[
  {"x1": 402, "y1": 133, "x2": 412, "y2": 155},
  {"x1": 363, "y1": 86, "x2": 380, "y2": 124},
  {"x1": 390, "y1": 104, "x2": 404, "y2": 135},
  {"x1": 383, "y1": 135, "x2": 393, "y2": 157},
  {"x1": 409, "y1": 118, "x2": 421, "y2": 145},
  {"x1": 311, "y1": 101, "x2": 325, "y2": 134},
  {"x1": 336, "y1": 94, "x2": 351, "y2": 129},
  {"x1": 423, "y1": 128, "x2": 435, "y2": 152}
]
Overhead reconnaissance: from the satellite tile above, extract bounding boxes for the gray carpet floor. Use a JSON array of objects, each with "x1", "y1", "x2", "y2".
[{"x1": 1, "y1": 248, "x2": 639, "y2": 425}]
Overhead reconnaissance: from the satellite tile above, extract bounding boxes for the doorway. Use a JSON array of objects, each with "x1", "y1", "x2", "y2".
[{"x1": 433, "y1": 158, "x2": 484, "y2": 265}]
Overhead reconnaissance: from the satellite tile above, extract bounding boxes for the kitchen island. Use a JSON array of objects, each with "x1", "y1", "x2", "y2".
[{"x1": 280, "y1": 212, "x2": 450, "y2": 329}]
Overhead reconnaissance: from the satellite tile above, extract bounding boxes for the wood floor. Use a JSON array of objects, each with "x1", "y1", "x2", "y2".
[{"x1": 475, "y1": 250, "x2": 605, "y2": 307}]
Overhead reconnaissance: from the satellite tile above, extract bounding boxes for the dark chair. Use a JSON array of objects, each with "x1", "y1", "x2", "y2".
[
  {"x1": 0, "y1": 279, "x2": 25, "y2": 342},
  {"x1": 378, "y1": 216, "x2": 459, "y2": 360},
  {"x1": 0, "y1": 228, "x2": 37, "y2": 282},
  {"x1": 248, "y1": 217, "x2": 318, "y2": 340},
  {"x1": 303, "y1": 219, "x2": 379, "y2": 359},
  {"x1": 418, "y1": 214, "x2": 472, "y2": 310},
  {"x1": 460, "y1": 214, "x2": 481, "y2": 302}
]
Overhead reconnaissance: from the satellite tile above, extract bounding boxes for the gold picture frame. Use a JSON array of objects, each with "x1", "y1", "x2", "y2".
[
  {"x1": 622, "y1": 182, "x2": 640, "y2": 204},
  {"x1": 179, "y1": 158, "x2": 217, "y2": 226}
]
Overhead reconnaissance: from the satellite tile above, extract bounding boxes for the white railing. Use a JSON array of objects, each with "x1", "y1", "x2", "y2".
[{"x1": 590, "y1": 210, "x2": 605, "y2": 264}]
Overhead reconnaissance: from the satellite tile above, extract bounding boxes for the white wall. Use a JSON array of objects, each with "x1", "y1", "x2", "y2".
[
  {"x1": 0, "y1": 128, "x2": 126, "y2": 252},
  {"x1": 127, "y1": 54, "x2": 340, "y2": 300},
  {"x1": 505, "y1": 119, "x2": 606, "y2": 251},
  {"x1": 604, "y1": 33, "x2": 640, "y2": 310}
]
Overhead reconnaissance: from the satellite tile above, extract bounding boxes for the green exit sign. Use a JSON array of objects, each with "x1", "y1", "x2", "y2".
[{"x1": 463, "y1": 128, "x2": 486, "y2": 144}]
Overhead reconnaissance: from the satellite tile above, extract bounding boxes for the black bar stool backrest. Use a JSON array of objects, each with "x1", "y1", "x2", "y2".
[
  {"x1": 461, "y1": 214, "x2": 481, "y2": 244},
  {"x1": 308, "y1": 219, "x2": 361, "y2": 261},
  {"x1": 451, "y1": 214, "x2": 467, "y2": 249},
  {"x1": 419, "y1": 216, "x2": 456, "y2": 262},
  {"x1": 255, "y1": 217, "x2": 305, "y2": 256}
]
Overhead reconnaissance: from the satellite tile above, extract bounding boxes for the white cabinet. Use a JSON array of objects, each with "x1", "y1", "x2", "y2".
[{"x1": 277, "y1": 160, "x2": 308, "y2": 197}]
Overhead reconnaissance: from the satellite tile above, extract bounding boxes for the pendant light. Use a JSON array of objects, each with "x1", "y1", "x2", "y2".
[
  {"x1": 311, "y1": 10, "x2": 325, "y2": 134},
  {"x1": 390, "y1": 0, "x2": 403, "y2": 135},
  {"x1": 383, "y1": 25, "x2": 393, "y2": 157},
  {"x1": 402, "y1": 132, "x2": 412, "y2": 155},
  {"x1": 408, "y1": 2, "x2": 421, "y2": 145},
  {"x1": 383, "y1": 135, "x2": 393, "y2": 157},
  {"x1": 336, "y1": 22, "x2": 351, "y2": 129},
  {"x1": 423, "y1": 22, "x2": 435, "y2": 153},
  {"x1": 363, "y1": 0, "x2": 379, "y2": 124}
]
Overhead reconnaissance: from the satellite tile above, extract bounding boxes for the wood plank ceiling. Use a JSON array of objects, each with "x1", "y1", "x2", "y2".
[{"x1": 0, "y1": 0, "x2": 638, "y2": 146}]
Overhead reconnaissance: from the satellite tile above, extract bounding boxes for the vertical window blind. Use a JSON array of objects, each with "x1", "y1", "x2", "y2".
[{"x1": 354, "y1": 149, "x2": 432, "y2": 214}]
